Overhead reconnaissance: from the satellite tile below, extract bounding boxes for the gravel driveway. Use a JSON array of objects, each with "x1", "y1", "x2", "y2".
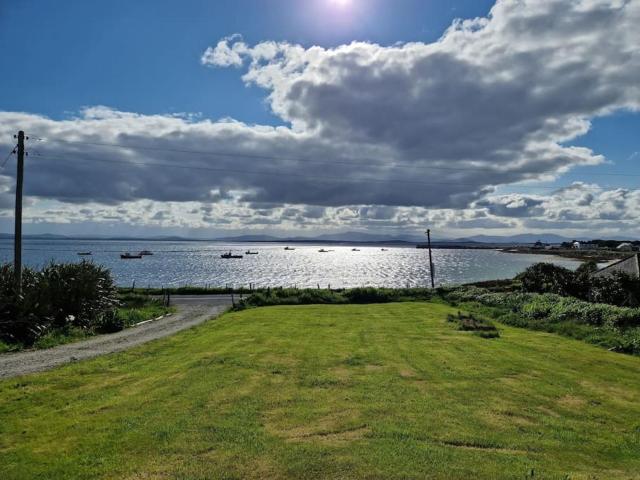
[{"x1": 0, "y1": 295, "x2": 233, "y2": 379}]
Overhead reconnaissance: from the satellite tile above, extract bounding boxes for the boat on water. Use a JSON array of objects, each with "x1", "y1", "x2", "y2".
[
  {"x1": 381, "y1": 248, "x2": 388, "y2": 251},
  {"x1": 352, "y1": 248, "x2": 361, "y2": 252},
  {"x1": 121, "y1": 253, "x2": 143, "y2": 259},
  {"x1": 245, "y1": 251, "x2": 259, "y2": 255},
  {"x1": 284, "y1": 246, "x2": 296, "y2": 251},
  {"x1": 318, "y1": 249, "x2": 332, "y2": 253},
  {"x1": 221, "y1": 252, "x2": 243, "y2": 259},
  {"x1": 77, "y1": 252, "x2": 92, "y2": 256},
  {"x1": 139, "y1": 250, "x2": 153, "y2": 256}
]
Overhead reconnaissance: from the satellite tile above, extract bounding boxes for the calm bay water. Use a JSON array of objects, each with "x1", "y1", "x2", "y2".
[{"x1": 0, "y1": 239, "x2": 582, "y2": 288}]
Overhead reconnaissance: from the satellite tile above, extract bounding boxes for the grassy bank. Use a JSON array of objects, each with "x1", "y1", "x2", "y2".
[
  {"x1": 0, "y1": 293, "x2": 172, "y2": 352},
  {"x1": 1, "y1": 302, "x2": 639, "y2": 479}
]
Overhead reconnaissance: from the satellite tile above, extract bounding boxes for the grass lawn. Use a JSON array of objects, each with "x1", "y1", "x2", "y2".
[{"x1": 1, "y1": 302, "x2": 639, "y2": 479}]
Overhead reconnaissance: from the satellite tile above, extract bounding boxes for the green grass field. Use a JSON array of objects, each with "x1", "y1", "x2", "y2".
[{"x1": 1, "y1": 303, "x2": 639, "y2": 479}]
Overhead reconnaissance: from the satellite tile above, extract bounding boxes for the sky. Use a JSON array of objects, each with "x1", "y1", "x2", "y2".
[{"x1": 0, "y1": 0, "x2": 639, "y2": 239}]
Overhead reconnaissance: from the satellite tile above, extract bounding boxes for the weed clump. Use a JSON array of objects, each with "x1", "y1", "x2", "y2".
[{"x1": 447, "y1": 311, "x2": 500, "y2": 339}]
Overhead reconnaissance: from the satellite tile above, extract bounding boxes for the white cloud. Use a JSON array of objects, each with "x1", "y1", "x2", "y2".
[{"x1": 1, "y1": 0, "x2": 639, "y2": 235}]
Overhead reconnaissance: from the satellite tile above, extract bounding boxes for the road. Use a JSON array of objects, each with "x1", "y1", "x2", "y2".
[{"x1": 0, "y1": 295, "x2": 233, "y2": 379}]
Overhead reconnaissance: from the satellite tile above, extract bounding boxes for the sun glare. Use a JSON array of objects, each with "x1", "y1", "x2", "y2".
[{"x1": 330, "y1": 0, "x2": 352, "y2": 8}]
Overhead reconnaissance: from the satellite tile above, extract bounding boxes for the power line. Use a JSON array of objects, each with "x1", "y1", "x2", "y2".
[
  {"x1": 31, "y1": 136, "x2": 640, "y2": 179},
  {"x1": 1, "y1": 144, "x2": 17, "y2": 169},
  {"x1": 29, "y1": 152, "x2": 598, "y2": 191}
]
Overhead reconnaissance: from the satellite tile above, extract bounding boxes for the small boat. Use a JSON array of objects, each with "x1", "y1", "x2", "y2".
[
  {"x1": 352, "y1": 248, "x2": 360, "y2": 252},
  {"x1": 381, "y1": 248, "x2": 388, "y2": 251},
  {"x1": 221, "y1": 251, "x2": 243, "y2": 259},
  {"x1": 77, "y1": 252, "x2": 92, "y2": 256},
  {"x1": 245, "y1": 251, "x2": 259, "y2": 255},
  {"x1": 139, "y1": 250, "x2": 153, "y2": 256},
  {"x1": 318, "y1": 249, "x2": 331, "y2": 253},
  {"x1": 121, "y1": 253, "x2": 143, "y2": 259},
  {"x1": 284, "y1": 246, "x2": 296, "y2": 251}
]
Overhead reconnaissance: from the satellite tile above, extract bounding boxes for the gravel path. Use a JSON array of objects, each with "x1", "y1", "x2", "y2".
[{"x1": 0, "y1": 295, "x2": 233, "y2": 379}]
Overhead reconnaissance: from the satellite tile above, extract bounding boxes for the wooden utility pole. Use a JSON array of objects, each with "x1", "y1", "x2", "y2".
[
  {"x1": 426, "y1": 229, "x2": 435, "y2": 288},
  {"x1": 14, "y1": 131, "x2": 25, "y2": 292}
]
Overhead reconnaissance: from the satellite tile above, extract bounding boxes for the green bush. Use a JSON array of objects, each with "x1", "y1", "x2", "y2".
[
  {"x1": 0, "y1": 261, "x2": 119, "y2": 345},
  {"x1": 517, "y1": 263, "x2": 578, "y2": 297},
  {"x1": 517, "y1": 261, "x2": 640, "y2": 307}
]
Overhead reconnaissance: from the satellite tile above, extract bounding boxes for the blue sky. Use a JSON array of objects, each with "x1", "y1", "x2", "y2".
[
  {"x1": 0, "y1": 0, "x2": 638, "y2": 238},
  {"x1": 0, "y1": 0, "x2": 495, "y2": 123}
]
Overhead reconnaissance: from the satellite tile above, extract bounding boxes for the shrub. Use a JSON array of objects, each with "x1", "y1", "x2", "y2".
[
  {"x1": 517, "y1": 263, "x2": 577, "y2": 297},
  {"x1": 0, "y1": 261, "x2": 119, "y2": 345},
  {"x1": 94, "y1": 310, "x2": 126, "y2": 334},
  {"x1": 590, "y1": 272, "x2": 640, "y2": 307},
  {"x1": 517, "y1": 261, "x2": 640, "y2": 307}
]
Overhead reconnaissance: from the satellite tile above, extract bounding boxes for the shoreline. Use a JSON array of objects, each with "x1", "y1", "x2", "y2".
[{"x1": 499, "y1": 247, "x2": 622, "y2": 263}]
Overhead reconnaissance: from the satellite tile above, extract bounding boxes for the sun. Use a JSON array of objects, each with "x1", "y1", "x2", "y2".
[{"x1": 330, "y1": 0, "x2": 352, "y2": 8}]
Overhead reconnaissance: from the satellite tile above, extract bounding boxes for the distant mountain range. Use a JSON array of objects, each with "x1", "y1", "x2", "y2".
[
  {"x1": 0, "y1": 232, "x2": 635, "y2": 244},
  {"x1": 452, "y1": 233, "x2": 580, "y2": 244}
]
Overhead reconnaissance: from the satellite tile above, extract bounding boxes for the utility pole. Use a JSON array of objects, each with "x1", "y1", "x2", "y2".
[
  {"x1": 14, "y1": 131, "x2": 25, "y2": 293},
  {"x1": 426, "y1": 229, "x2": 435, "y2": 288}
]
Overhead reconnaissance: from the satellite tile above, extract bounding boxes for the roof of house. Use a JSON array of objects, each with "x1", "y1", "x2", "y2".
[{"x1": 593, "y1": 253, "x2": 640, "y2": 278}]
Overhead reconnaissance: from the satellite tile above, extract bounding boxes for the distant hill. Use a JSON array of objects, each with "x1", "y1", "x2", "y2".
[
  {"x1": 1, "y1": 232, "x2": 636, "y2": 245},
  {"x1": 217, "y1": 232, "x2": 425, "y2": 243},
  {"x1": 455, "y1": 233, "x2": 580, "y2": 244}
]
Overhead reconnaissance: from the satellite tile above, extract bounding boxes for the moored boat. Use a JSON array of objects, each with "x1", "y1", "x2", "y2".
[
  {"x1": 221, "y1": 251, "x2": 244, "y2": 259},
  {"x1": 77, "y1": 252, "x2": 92, "y2": 256},
  {"x1": 245, "y1": 251, "x2": 259, "y2": 255},
  {"x1": 121, "y1": 253, "x2": 143, "y2": 259},
  {"x1": 284, "y1": 246, "x2": 295, "y2": 251},
  {"x1": 139, "y1": 250, "x2": 153, "y2": 256}
]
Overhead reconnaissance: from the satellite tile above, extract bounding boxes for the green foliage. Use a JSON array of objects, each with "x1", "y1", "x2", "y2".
[
  {"x1": 234, "y1": 287, "x2": 437, "y2": 310},
  {"x1": 443, "y1": 286, "x2": 640, "y2": 355},
  {"x1": 33, "y1": 327, "x2": 88, "y2": 349},
  {"x1": 516, "y1": 263, "x2": 579, "y2": 297},
  {"x1": 590, "y1": 271, "x2": 640, "y2": 306},
  {"x1": 517, "y1": 261, "x2": 640, "y2": 307},
  {"x1": 0, "y1": 262, "x2": 118, "y2": 345}
]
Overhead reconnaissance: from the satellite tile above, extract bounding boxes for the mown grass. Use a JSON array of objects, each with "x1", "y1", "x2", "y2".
[{"x1": 1, "y1": 302, "x2": 639, "y2": 479}]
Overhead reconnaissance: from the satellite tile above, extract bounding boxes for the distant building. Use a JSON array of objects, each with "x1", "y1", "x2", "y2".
[
  {"x1": 593, "y1": 253, "x2": 640, "y2": 279},
  {"x1": 617, "y1": 242, "x2": 634, "y2": 252},
  {"x1": 572, "y1": 241, "x2": 598, "y2": 250}
]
